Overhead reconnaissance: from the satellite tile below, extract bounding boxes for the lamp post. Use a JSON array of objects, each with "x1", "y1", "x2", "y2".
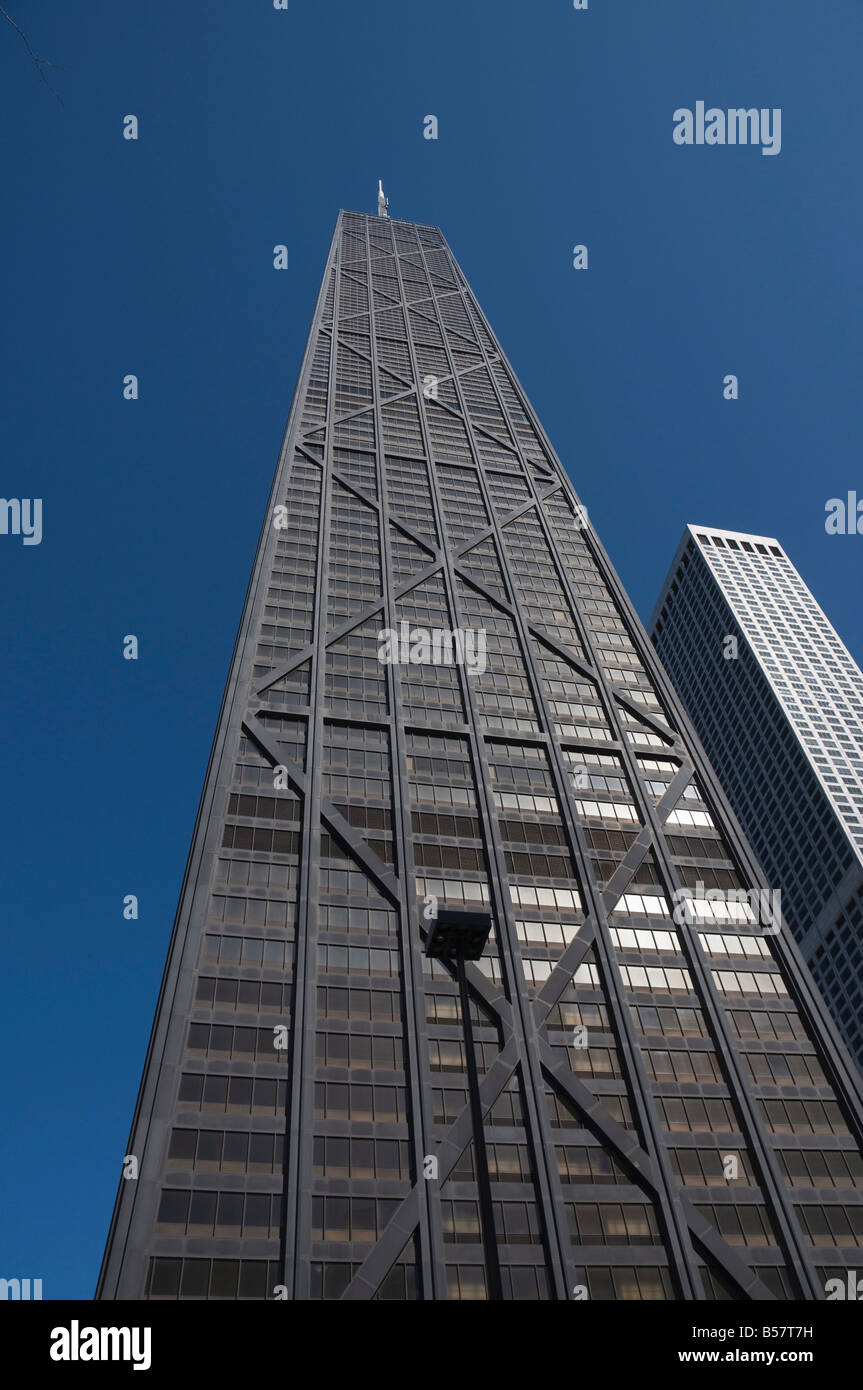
[{"x1": 425, "y1": 905, "x2": 503, "y2": 1301}]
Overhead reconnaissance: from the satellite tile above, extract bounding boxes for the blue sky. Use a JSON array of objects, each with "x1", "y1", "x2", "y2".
[{"x1": 1, "y1": 0, "x2": 861, "y2": 1298}]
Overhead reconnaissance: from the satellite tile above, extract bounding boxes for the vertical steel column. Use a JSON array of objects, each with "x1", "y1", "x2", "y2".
[{"x1": 455, "y1": 950, "x2": 504, "y2": 1300}]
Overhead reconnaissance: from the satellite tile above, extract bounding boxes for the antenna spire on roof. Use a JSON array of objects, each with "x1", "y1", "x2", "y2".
[{"x1": 377, "y1": 180, "x2": 389, "y2": 218}]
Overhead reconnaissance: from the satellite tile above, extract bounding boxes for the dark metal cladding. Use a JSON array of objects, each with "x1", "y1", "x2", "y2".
[{"x1": 97, "y1": 212, "x2": 863, "y2": 1302}]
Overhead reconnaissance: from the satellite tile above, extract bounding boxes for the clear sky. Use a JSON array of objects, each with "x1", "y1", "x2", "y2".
[{"x1": 1, "y1": 0, "x2": 861, "y2": 1298}]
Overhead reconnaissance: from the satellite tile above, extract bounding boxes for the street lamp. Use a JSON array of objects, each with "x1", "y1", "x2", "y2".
[{"x1": 425, "y1": 906, "x2": 503, "y2": 1301}]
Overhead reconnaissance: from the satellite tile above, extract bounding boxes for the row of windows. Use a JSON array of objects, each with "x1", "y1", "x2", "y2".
[
  {"x1": 522, "y1": 956, "x2": 579, "y2": 986},
  {"x1": 515, "y1": 918, "x2": 580, "y2": 948},
  {"x1": 618, "y1": 964, "x2": 693, "y2": 994},
  {"x1": 504, "y1": 849, "x2": 578, "y2": 880},
  {"x1": 669, "y1": 1147, "x2": 751, "y2": 1186},
  {"x1": 696, "y1": 1203, "x2": 775, "y2": 1247},
  {"x1": 235, "y1": 751, "x2": 305, "y2": 788},
  {"x1": 321, "y1": 832, "x2": 391, "y2": 871},
  {"x1": 425, "y1": 992, "x2": 490, "y2": 1026},
  {"x1": 759, "y1": 1098, "x2": 849, "y2": 1136},
  {"x1": 741, "y1": 1051, "x2": 826, "y2": 1088},
  {"x1": 566, "y1": 1202, "x2": 660, "y2": 1246},
  {"x1": 312, "y1": 1136, "x2": 411, "y2": 1180},
  {"x1": 337, "y1": 803, "x2": 393, "y2": 832},
  {"x1": 215, "y1": 858, "x2": 300, "y2": 892},
  {"x1": 665, "y1": 807, "x2": 715, "y2": 829},
  {"x1": 324, "y1": 736, "x2": 389, "y2": 766},
  {"x1": 257, "y1": 639, "x2": 310, "y2": 664},
  {"x1": 178, "y1": 1073, "x2": 288, "y2": 1116},
  {"x1": 712, "y1": 969, "x2": 788, "y2": 998},
  {"x1": 319, "y1": 868, "x2": 379, "y2": 896},
  {"x1": 547, "y1": 1089, "x2": 634, "y2": 1133},
  {"x1": 406, "y1": 754, "x2": 473, "y2": 783},
  {"x1": 226, "y1": 793, "x2": 299, "y2": 823},
  {"x1": 157, "y1": 1189, "x2": 282, "y2": 1239},
  {"x1": 777, "y1": 1147, "x2": 863, "y2": 1189},
  {"x1": 555, "y1": 1146, "x2": 629, "y2": 1185},
  {"x1": 631, "y1": 1004, "x2": 708, "y2": 1038},
  {"x1": 613, "y1": 892, "x2": 669, "y2": 918},
  {"x1": 551, "y1": 999, "x2": 611, "y2": 1032},
  {"x1": 317, "y1": 945, "x2": 400, "y2": 977},
  {"x1": 698, "y1": 931, "x2": 772, "y2": 958},
  {"x1": 664, "y1": 832, "x2": 731, "y2": 862},
  {"x1": 427, "y1": 1039, "x2": 498, "y2": 1073},
  {"x1": 317, "y1": 986, "x2": 401, "y2": 1022},
  {"x1": 411, "y1": 780, "x2": 476, "y2": 808},
  {"x1": 146, "y1": 1258, "x2": 280, "y2": 1301},
  {"x1": 325, "y1": 678, "x2": 388, "y2": 709},
  {"x1": 725, "y1": 1007, "x2": 808, "y2": 1043},
  {"x1": 200, "y1": 934, "x2": 295, "y2": 971},
  {"x1": 314, "y1": 1080, "x2": 407, "y2": 1123},
  {"x1": 575, "y1": 798, "x2": 638, "y2": 823},
  {"x1": 194, "y1": 977, "x2": 292, "y2": 1013},
  {"x1": 311, "y1": 1196, "x2": 400, "y2": 1243},
  {"x1": 207, "y1": 894, "x2": 296, "y2": 929},
  {"x1": 641, "y1": 1047, "x2": 723, "y2": 1084},
  {"x1": 509, "y1": 883, "x2": 581, "y2": 911},
  {"x1": 679, "y1": 898, "x2": 758, "y2": 926},
  {"x1": 416, "y1": 876, "x2": 491, "y2": 906},
  {"x1": 167, "y1": 1127, "x2": 284, "y2": 1174},
  {"x1": 433, "y1": 1084, "x2": 529, "y2": 1128},
  {"x1": 322, "y1": 780, "x2": 389, "y2": 810},
  {"x1": 442, "y1": 1200, "x2": 544, "y2": 1245},
  {"x1": 415, "y1": 841, "x2": 485, "y2": 871},
  {"x1": 578, "y1": 1265, "x2": 673, "y2": 1301},
  {"x1": 498, "y1": 818, "x2": 568, "y2": 846},
  {"x1": 562, "y1": 1046, "x2": 622, "y2": 1080},
  {"x1": 494, "y1": 790, "x2": 561, "y2": 814},
  {"x1": 622, "y1": 726, "x2": 668, "y2": 751},
  {"x1": 489, "y1": 748, "x2": 555, "y2": 775},
  {"x1": 187, "y1": 1023, "x2": 288, "y2": 1062},
  {"x1": 655, "y1": 1096, "x2": 740, "y2": 1133},
  {"x1": 611, "y1": 926, "x2": 681, "y2": 955},
  {"x1": 316, "y1": 1032, "x2": 405, "y2": 1072},
  {"x1": 318, "y1": 905, "x2": 397, "y2": 935},
  {"x1": 221, "y1": 825, "x2": 300, "y2": 856}
]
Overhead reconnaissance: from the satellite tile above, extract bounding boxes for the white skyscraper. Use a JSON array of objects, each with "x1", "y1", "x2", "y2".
[{"x1": 650, "y1": 525, "x2": 863, "y2": 1068}]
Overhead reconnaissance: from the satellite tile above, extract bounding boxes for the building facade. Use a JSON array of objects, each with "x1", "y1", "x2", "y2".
[
  {"x1": 98, "y1": 214, "x2": 863, "y2": 1302},
  {"x1": 650, "y1": 525, "x2": 863, "y2": 1069}
]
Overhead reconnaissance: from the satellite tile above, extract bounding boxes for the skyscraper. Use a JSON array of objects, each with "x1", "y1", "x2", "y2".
[
  {"x1": 649, "y1": 525, "x2": 863, "y2": 1069},
  {"x1": 98, "y1": 212, "x2": 863, "y2": 1302}
]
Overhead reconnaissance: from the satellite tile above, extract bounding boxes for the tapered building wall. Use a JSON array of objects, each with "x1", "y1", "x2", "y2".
[{"x1": 98, "y1": 211, "x2": 863, "y2": 1301}]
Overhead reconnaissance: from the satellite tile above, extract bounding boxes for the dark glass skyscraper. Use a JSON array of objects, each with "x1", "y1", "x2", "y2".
[{"x1": 98, "y1": 210, "x2": 863, "y2": 1302}]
